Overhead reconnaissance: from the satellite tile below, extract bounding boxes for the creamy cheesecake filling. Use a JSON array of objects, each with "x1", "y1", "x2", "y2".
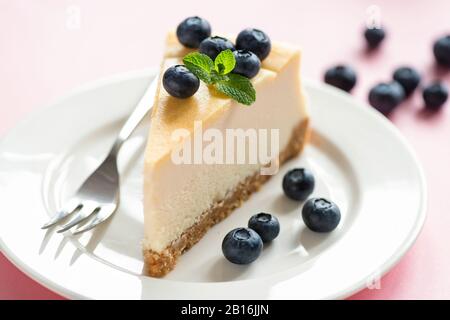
[{"x1": 143, "y1": 52, "x2": 307, "y2": 252}]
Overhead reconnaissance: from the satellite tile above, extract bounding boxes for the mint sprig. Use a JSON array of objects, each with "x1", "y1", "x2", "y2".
[
  {"x1": 183, "y1": 52, "x2": 214, "y2": 84},
  {"x1": 214, "y1": 49, "x2": 236, "y2": 75},
  {"x1": 182, "y1": 50, "x2": 256, "y2": 106},
  {"x1": 215, "y1": 74, "x2": 256, "y2": 106}
]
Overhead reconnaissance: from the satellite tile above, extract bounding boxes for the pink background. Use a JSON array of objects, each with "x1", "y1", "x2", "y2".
[{"x1": 1, "y1": 0, "x2": 449, "y2": 299}]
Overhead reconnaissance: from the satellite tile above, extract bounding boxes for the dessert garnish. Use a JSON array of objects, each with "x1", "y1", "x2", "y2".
[
  {"x1": 423, "y1": 82, "x2": 449, "y2": 110},
  {"x1": 198, "y1": 36, "x2": 235, "y2": 60},
  {"x1": 232, "y1": 50, "x2": 261, "y2": 79},
  {"x1": 162, "y1": 65, "x2": 200, "y2": 98},
  {"x1": 248, "y1": 213, "x2": 280, "y2": 243},
  {"x1": 236, "y1": 28, "x2": 272, "y2": 61},
  {"x1": 433, "y1": 35, "x2": 450, "y2": 67},
  {"x1": 162, "y1": 17, "x2": 273, "y2": 105},
  {"x1": 368, "y1": 81, "x2": 405, "y2": 115},
  {"x1": 393, "y1": 67, "x2": 421, "y2": 97},
  {"x1": 282, "y1": 168, "x2": 315, "y2": 201},
  {"x1": 324, "y1": 65, "x2": 357, "y2": 92},
  {"x1": 222, "y1": 227, "x2": 263, "y2": 264},
  {"x1": 183, "y1": 49, "x2": 256, "y2": 105},
  {"x1": 302, "y1": 198, "x2": 341, "y2": 233},
  {"x1": 176, "y1": 16, "x2": 211, "y2": 48},
  {"x1": 364, "y1": 26, "x2": 386, "y2": 49}
]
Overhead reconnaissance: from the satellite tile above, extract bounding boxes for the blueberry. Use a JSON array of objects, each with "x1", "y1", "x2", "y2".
[
  {"x1": 248, "y1": 213, "x2": 280, "y2": 243},
  {"x1": 302, "y1": 198, "x2": 341, "y2": 233},
  {"x1": 393, "y1": 67, "x2": 421, "y2": 96},
  {"x1": 324, "y1": 65, "x2": 357, "y2": 92},
  {"x1": 433, "y1": 35, "x2": 450, "y2": 67},
  {"x1": 176, "y1": 16, "x2": 211, "y2": 48},
  {"x1": 236, "y1": 28, "x2": 271, "y2": 61},
  {"x1": 368, "y1": 82, "x2": 405, "y2": 114},
  {"x1": 232, "y1": 50, "x2": 261, "y2": 79},
  {"x1": 282, "y1": 168, "x2": 315, "y2": 201},
  {"x1": 364, "y1": 27, "x2": 386, "y2": 49},
  {"x1": 423, "y1": 82, "x2": 448, "y2": 110},
  {"x1": 222, "y1": 228, "x2": 263, "y2": 264},
  {"x1": 199, "y1": 36, "x2": 235, "y2": 60},
  {"x1": 163, "y1": 65, "x2": 199, "y2": 98}
]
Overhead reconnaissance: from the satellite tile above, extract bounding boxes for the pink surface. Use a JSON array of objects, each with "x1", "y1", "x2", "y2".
[{"x1": 0, "y1": 0, "x2": 449, "y2": 300}]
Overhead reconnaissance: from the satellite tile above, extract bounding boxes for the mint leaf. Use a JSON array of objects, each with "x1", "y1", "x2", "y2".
[
  {"x1": 181, "y1": 50, "x2": 256, "y2": 106},
  {"x1": 214, "y1": 49, "x2": 236, "y2": 75},
  {"x1": 183, "y1": 52, "x2": 214, "y2": 84},
  {"x1": 214, "y1": 73, "x2": 256, "y2": 106},
  {"x1": 210, "y1": 70, "x2": 228, "y2": 83}
]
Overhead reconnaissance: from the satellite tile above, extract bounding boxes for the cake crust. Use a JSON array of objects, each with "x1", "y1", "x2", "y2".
[{"x1": 143, "y1": 118, "x2": 310, "y2": 277}]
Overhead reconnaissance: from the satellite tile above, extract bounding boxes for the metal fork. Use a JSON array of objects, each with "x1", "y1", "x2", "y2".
[{"x1": 42, "y1": 78, "x2": 157, "y2": 234}]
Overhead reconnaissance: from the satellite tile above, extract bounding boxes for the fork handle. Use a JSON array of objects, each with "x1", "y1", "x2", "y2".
[{"x1": 109, "y1": 78, "x2": 157, "y2": 156}]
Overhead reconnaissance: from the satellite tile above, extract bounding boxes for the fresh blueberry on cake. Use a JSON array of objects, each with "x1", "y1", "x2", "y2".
[
  {"x1": 162, "y1": 65, "x2": 199, "y2": 98},
  {"x1": 392, "y1": 67, "x2": 421, "y2": 97},
  {"x1": 232, "y1": 50, "x2": 261, "y2": 79},
  {"x1": 176, "y1": 16, "x2": 211, "y2": 48},
  {"x1": 302, "y1": 198, "x2": 341, "y2": 232},
  {"x1": 324, "y1": 65, "x2": 357, "y2": 92},
  {"x1": 236, "y1": 28, "x2": 272, "y2": 61},
  {"x1": 423, "y1": 82, "x2": 448, "y2": 110},
  {"x1": 222, "y1": 228, "x2": 263, "y2": 264},
  {"x1": 248, "y1": 213, "x2": 280, "y2": 243},
  {"x1": 368, "y1": 81, "x2": 405, "y2": 115},
  {"x1": 433, "y1": 35, "x2": 450, "y2": 67},
  {"x1": 199, "y1": 36, "x2": 235, "y2": 60},
  {"x1": 142, "y1": 20, "x2": 310, "y2": 277}
]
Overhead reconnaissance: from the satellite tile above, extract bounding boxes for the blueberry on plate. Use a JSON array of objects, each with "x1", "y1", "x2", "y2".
[
  {"x1": 393, "y1": 67, "x2": 421, "y2": 96},
  {"x1": 423, "y1": 82, "x2": 448, "y2": 110},
  {"x1": 282, "y1": 168, "x2": 315, "y2": 201},
  {"x1": 302, "y1": 198, "x2": 341, "y2": 233},
  {"x1": 232, "y1": 50, "x2": 261, "y2": 79},
  {"x1": 433, "y1": 35, "x2": 450, "y2": 67},
  {"x1": 199, "y1": 36, "x2": 235, "y2": 60},
  {"x1": 368, "y1": 81, "x2": 405, "y2": 115},
  {"x1": 364, "y1": 27, "x2": 386, "y2": 49},
  {"x1": 236, "y1": 28, "x2": 271, "y2": 61},
  {"x1": 248, "y1": 213, "x2": 280, "y2": 243},
  {"x1": 163, "y1": 65, "x2": 200, "y2": 98},
  {"x1": 176, "y1": 16, "x2": 211, "y2": 48},
  {"x1": 324, "y1": 65, "x2": 357, "y2": 92},
  {"x1": 222, "y1": 228, "x2": 263, "y2": 264}
]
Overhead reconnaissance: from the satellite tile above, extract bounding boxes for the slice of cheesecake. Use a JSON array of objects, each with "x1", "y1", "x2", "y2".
[{"x1": 143, "y1": 33, "x2": 309, "y2": 277}]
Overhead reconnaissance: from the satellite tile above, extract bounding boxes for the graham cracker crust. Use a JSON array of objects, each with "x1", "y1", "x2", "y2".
[{"x1": 144, "y1": 118, "x2": 310, "y2": 277}]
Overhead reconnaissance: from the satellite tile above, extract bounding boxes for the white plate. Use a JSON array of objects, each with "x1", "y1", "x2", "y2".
[{"x1": 0, "y1": 69, "x2": 426, "y2": 299}]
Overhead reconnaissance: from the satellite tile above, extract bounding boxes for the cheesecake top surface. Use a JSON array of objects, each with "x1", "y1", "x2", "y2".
[
  {"x1": 145, "y1": 32, "x2": 302, "y2": 166},
  {"x1": 164, "y1": 31, "x2": 300, "y2": 73}
]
